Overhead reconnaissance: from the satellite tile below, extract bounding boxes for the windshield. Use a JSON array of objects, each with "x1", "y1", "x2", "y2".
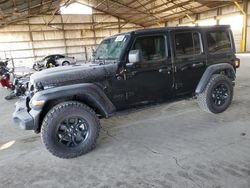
[{"x1": 94, "y1": 34, "x2": 130, "y2": 60}]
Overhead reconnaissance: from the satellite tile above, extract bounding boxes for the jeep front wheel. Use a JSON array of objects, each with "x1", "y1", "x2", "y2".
[
  {"x1": 41, "y1": 101, "x2": 100, "y2": 158},
  {"x1": 197, "y1": 74, "x2": 233, "y2": 114}
]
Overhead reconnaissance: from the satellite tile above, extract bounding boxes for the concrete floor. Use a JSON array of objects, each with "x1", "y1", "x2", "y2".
[{"x1": 1, "y1": 55, "x2": 250, "y2": 188}]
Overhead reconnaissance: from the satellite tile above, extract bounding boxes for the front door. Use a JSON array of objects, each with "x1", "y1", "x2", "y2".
[{"x1": 110, "y1": 34, "x2": 173, "y2": 109}]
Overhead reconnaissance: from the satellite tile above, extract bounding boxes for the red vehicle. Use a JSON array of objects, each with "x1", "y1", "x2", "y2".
[
  {"x1": 0, "y1": 60, "x2": 14, "y2": 90},
  {"x1": 0, "y1": 60, "x2": 30, "y2": 100}
]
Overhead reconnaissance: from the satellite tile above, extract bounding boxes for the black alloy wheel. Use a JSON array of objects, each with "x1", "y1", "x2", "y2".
[
  {"x1": 211, "y1": 83, "x2": 229, "y2": 106},
  {"x1": 197, "y1": 74, "x2": 233, "y2": 114},
  {"x1": 57, "y1": 116, "x2": 89, "y2": 147},
  {"x1": 41, "y1": 101, "x2": 100, "y2": 158}
]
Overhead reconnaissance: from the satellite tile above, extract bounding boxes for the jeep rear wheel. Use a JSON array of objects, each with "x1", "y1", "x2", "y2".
[
  {"x1": 41, "y1": 101, "x2": 100, "y2": 158},
  {"x1": 197, "y1": 74, "x2": 233, "y2": 114}
]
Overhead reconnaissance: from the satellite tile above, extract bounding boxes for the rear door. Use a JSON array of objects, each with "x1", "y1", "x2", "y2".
[{"x1": 172, "y1": 30, "x2": 207, "y2": 95}]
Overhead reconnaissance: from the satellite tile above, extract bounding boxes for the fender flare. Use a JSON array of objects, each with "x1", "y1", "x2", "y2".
[
  {"x1": 195, "y1": 63, "x2": 235, "y2": 94},
  {"x1": 32, "y1": 83, "x2": 116, "y2": 118}
]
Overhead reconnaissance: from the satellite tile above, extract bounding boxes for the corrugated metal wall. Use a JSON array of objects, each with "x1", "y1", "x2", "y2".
[
  {"x1": 0, "y1": 4, "x2": 248, "y2": 68},
  {"x1": 0, "y1": 11, "x2": 142, "y2": 67}
]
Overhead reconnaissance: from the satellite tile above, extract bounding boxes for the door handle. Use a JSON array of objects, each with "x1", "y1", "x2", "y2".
[
  {"x1": 192, "y1": 62, "x2": 205, "y2": 68},
  {"x1": 159, "y1": 68, "x2": 171, "y2": 74}
]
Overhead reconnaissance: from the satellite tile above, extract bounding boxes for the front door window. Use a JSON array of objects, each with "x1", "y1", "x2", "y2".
[{"x1": 132, "y1": 35, "x2": 166, "y2": 62}]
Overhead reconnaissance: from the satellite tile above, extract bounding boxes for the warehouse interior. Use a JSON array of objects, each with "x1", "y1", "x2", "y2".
[
  {"x1": 0, "y1": 0, "x2": 249, "y2": 67},
  {"x1": 1, "y1": 0, "x2": 250, "y2": 187}
]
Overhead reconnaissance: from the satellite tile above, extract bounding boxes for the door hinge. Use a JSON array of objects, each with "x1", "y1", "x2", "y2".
[
  {"x1": 174, "y1": 66, "x2": 177, "y2": 72},
  {"x1": 175, "y1": 83, "x2": 183, "y2": 90},
  {"x1": 125, "y1": 91, "x2": 135, "y2": 100}
]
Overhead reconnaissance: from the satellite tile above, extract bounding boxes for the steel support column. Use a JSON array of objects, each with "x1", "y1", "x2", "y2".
[{"x1": 235, "y1": 1, "x2": 248, "y2": 52}]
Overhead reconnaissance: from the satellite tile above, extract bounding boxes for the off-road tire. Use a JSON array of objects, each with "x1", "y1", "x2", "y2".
[
  {"x1": 41, "y1": 101, "x2": 100, "y2": 158},
  {"x1": 197, "y1": 74, "x2": 233, "y2": 114}
]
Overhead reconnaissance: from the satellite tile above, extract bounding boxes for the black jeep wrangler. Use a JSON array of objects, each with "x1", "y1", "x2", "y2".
[{"x1": 13, "y1": 25, "x2": 240, "y2": 158}]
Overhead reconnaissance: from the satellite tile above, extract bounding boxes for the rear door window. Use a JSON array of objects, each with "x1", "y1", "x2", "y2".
[
  {"x1": 207, "y1": 31, "x2": 232, "y2": 53},
  {"x1": 175, "y1": 32, "x2": 202, "y2": 57}
]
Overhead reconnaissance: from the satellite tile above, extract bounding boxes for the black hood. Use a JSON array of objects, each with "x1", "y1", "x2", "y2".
[{"x1": 30, "y1": 63, "x2": 117, "y2": 88}]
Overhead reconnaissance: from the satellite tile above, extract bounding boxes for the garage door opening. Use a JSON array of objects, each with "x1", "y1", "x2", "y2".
[{"x1": 219, "y1": 14, "x2": 243, "y2": 52}]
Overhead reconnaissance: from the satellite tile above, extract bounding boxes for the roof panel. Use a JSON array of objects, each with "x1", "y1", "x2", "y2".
[
  {"x1": 77, "y1": 0, "x2": 241, "y2": 26},
  {"x1": 0, "y1": 0, "x2": 62, "y2": 26}
]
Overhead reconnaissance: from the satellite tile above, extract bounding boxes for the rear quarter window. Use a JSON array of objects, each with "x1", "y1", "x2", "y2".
[{"x1": 207, "y1": 31, "x2": 232, "y2": 54}]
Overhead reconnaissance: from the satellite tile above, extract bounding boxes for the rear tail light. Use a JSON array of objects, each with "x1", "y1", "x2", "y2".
[{"x1": 234, "y1": 58, "x2": 240, "y2": 68}]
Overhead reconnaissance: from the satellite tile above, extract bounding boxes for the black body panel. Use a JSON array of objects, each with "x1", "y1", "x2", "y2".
[
  {"x1": 30, "y1": 63, "x2": 117, "y2": 88},
  {"x1": 33, "y1": 83, "x2": 116, "y2": 117},
  {"x1": 13, "y1": 25, "x2": 238, "y2": 132},
  {"x1": 195, "y1": 63, "x2": 235, "y2": 94}
]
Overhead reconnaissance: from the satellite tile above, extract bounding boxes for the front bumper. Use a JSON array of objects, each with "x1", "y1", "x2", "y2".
[{"x1": 13, "y1": 98, "x2": 41, "y2": 131}]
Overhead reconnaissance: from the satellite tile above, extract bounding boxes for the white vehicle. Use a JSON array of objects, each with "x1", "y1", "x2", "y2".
[{"x1": 33, "y1": 54, "x2": 76, "y2": 71}]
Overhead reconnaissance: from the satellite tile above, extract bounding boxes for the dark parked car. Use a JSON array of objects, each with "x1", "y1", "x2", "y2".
[{"x1": 13, "y1": 25, "x2": 240, "y2": 158}]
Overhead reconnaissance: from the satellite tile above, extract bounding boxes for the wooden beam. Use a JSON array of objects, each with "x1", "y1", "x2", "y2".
[
  {"x1": 126, "y1": 0, "x2": 193, "y2": 25},
  {"x1": 28, "y1": 18, "x2": 36, "y2": 60},
  {"x1": 133, "y1": 0, "x2": 159, "y2": 9},
  {"x1": 91, "y1": 6, "x2": 144, "y2": 27},
  {"x1": 0, "y1": 0, "x2": 61, "y2": 26},
  {"x1": 81, "y1": 0, "x2": 162, "y2": 26},
  {"x1": 60, "y1": 14, "x2": 68, "y2": 55},
  {"x1": 107, "y1": 0, "x2": 163, "y2": 24},
  {"x1": 92, "y1": 13, "x2": 97, "y2": 45},
  {"x1": 141, "y1": 1, "x2": 232, "y2": 26}
]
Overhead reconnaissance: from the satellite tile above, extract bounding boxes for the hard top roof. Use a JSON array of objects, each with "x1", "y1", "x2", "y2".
[
  {"x1": 133, "y1": 25, "x2": 231, "y2": 34},
  {"x1": 105, "y1": 25, "x2": 231, "y2": 40}
]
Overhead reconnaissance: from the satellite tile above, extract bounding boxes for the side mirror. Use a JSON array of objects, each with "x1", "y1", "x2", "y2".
[{"x1": 128, "y1": 50, "x2": 142, "y2": 64}]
